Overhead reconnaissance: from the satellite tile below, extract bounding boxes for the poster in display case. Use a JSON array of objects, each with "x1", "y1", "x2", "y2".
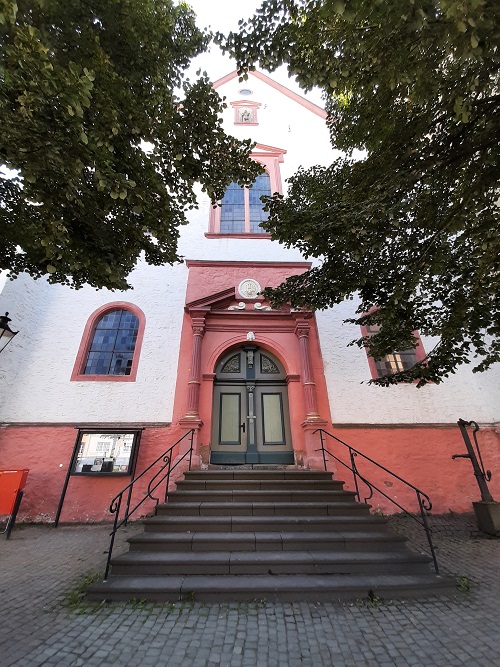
[{"x1": 71, "y1": 430, "x2": 141, "y2": 476}]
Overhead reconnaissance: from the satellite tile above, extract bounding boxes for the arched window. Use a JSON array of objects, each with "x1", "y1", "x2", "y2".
[
  {"x1": 84, "y1": 309, "x2": 138, "y2": 376},
  {"x1": 71, "y1": 302, "x2": 145, "y2": 382},
  {"x1": 220, "y1": 173, "x2": 271, "y2": 234},
  {"x1": 207, "y1": 145, "x2": 286, "y2": 238}
]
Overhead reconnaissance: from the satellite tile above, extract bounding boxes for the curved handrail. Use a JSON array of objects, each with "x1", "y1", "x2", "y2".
[
  {"x1": 314, "y1": 428, "x2": 439, "y2": 574},
  {"x1": 104, "y1": 429, "x2": 195, "y2": 580}
]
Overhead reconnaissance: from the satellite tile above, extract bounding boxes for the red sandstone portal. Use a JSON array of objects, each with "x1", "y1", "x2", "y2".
[{"x1": 172, "y1": 261, "x2": 332, "y2": 468}]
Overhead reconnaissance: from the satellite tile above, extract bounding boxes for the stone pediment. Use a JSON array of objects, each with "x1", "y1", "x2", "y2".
[{"x1": 185, "y1": 287, "x2": 236, "y2": 314}]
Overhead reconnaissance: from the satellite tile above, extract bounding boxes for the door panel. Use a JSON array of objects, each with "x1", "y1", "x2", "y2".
[
  {"x1": 255, "y1": 385, "x2": 292, "y2": 455},
  {"x1": 219, "y1": 392, "x2": 242, "y2": 445},
  {"x1": 211, "y1": 385, "x2": 247, "y2": 461},
  {"x1": 261, "y1": 393, "x2": 285, "y2": 444}
]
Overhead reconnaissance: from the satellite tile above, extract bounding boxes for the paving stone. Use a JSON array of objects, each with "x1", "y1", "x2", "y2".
[{"x1": 0, "y1": 515, "x2": 499, "y2": 666}]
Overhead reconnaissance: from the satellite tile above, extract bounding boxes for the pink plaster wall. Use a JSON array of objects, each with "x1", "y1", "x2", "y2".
[
  {"x1": 184, "y1": 261, "x2": 311, "y2": 303},
  {"x1": 0, "y1": 425, "x2": 180, "y2": 522},
  {"x1": 323, "y1": 426, "x2": 500, "y2": 514},
  {"x1": 3, "y1": 423, "x2": 498, "y2": 522}
]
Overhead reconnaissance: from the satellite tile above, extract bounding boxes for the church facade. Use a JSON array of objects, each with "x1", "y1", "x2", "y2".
[{"x1": 1, "y1": 70, "x2": 499, "y2": 523}]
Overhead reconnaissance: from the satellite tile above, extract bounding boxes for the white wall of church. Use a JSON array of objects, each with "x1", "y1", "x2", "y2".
[
  {"x1": 316, "y1": 304, "x2": 500, "y2": 425},
  {"x1": 0, "y1": 262, "x2": 187, "y2": 423},
  {"x1": 0, "y1": 72, "x2": 498, "y2": 427},
  {"x1": 0, "y1": 273, "x2": 51, "y2": 414}
]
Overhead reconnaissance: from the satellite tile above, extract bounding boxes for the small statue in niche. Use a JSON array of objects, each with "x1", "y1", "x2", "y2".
[{"x1": 239, "y1": 108, "x2": 253, "y2": 123}]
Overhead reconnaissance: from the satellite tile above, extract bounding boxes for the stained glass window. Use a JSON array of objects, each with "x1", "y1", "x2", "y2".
[
  {"x1": 249, "y1": 174, "x2": 271, "y2": 232},
  {"x1": 219, "y1": 173, "x2": 271, "y2": 234},
  {"x1": 84, "y1": 310, "x2": 139, "y2": 375},
  {"x1": 220, "y1": 182, "x2": 245, "y2": 233}
]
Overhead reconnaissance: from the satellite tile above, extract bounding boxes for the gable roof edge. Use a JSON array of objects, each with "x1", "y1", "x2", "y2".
[{"x1": 212, "y1": 70, "x2": 327, "y2": 120}]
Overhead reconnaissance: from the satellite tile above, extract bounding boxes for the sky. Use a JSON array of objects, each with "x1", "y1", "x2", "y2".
[{"x1": 185, "y1": 0, "x2": 324, "y2": 107}]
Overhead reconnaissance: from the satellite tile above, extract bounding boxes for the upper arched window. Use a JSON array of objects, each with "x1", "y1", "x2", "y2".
[
  {"x1": 220, "y1": 173, "x2": 271, "y2": 234},
  {"x1": 71, "y1": 303, "x2": 145, "y2": 382},
  {"x1": 207, "y1": 144, "x2": 286, "y2": 238}
]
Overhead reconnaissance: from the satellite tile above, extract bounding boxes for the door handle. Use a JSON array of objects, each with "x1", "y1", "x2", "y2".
[{"x1": 240, "y1": 422, "x2": 246, "y2": 433}]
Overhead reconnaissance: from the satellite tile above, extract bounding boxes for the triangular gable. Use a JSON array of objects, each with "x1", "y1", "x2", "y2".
[
  {"x1": 253, "y1": 143, "x2": 287, "y2": 162},
  {"x1": 212, "y1": 70, "x2": 327, "y2": 121},
  {"x1": 185, "y1": 287, "x2": 236, "y2": 312}
]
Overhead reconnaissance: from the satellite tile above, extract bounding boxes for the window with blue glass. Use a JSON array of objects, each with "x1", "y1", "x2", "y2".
[
  {"x1": 220, "y1": 173, "x2": 271, "y2": 234},
  {"x1": 84, "y1": 310, "x2": 139, "y2": 376}
]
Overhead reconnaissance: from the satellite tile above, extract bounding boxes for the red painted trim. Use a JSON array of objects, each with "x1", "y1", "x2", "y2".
[
  {"x1": 212, "y1": 71, "x2": 239, "y2": 88},
  {"x1": 252, "y1": 143, "x2": 287, "y2": 157},
  {"x1": 205, "y1": 233, "x2": 272, "y2": 239},
  {"x1": 212, "y1": 70, "x2": 327, "y2": 120},
  {"x1": 231, "y1": 100, "x2": 262, "y2": 125},
  {"x1": 70, "y1": 301, "x2": 146, "y2": 383},
  {"x1": 185, "y1": 260, "x2": 312, "y2": 269},
  {"x1": 359, "y1": 322, "x2": 427, "y2": 381},
  {"x1": 250, "y1": 71, "x2": 327, "y2": 119}
]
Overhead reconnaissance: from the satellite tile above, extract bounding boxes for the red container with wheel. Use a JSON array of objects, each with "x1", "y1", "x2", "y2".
[{"x1": 0, "y1": 469, "x2": 29, "y2": 538}]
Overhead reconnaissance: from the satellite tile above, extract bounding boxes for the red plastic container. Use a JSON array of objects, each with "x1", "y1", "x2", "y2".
[{"x1": 0, "y1": 469, "x2": 29, "y2": 515}]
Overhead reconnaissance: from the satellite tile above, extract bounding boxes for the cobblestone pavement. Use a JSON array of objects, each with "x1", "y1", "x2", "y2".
[{"x1": 0, "y1": 515, "x2": 499, "y2": 667}]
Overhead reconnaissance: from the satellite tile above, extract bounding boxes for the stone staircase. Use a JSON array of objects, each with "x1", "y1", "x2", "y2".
[{"x1": 87, "y1": 469, "x2": 455, "y2": 602}]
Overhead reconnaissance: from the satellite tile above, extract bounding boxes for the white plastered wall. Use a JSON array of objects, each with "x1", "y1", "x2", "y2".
[
  {"x1": 0, "y1": 262, "x2": 187, "y2": 423},
  {"x1": 1, "y1": 73, "x2": 499, "y2": 425},
  {"x1": 316, "y1": 303, "x2": 500, "y2": 425}
]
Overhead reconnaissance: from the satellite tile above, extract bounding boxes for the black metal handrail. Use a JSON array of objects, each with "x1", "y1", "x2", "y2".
[
  {"x1": 104, "y1": 429, "x2": 195, "y2": 580},
  {"x1": 315, "y1": 428, "x2": 439, "y2": 574}
]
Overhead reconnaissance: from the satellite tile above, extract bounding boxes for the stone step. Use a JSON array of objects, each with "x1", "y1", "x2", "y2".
[
  {"x1": 142, "y1": 513, "x2": 376, "y2": 533},
  {"x1": 185, "y1": 470, "x2": 335, "y2": 481},
  {"x1": 155, "y1": 501, "x2": 367, "y2": 517},
  {"x1": 176, "y1": 479, "x2": 346, "y2": 491},
  {"x1": 88, "y1": 468, "x2": 448, "y2": 603},
  {"x1": 87, "y1": 572, "x2": 456, "y2": 603},
  {"x1": 109, "y1": 550, "x2": 433, "y2": 577},
  {"x1": 128, "y1": 530, "x2": 407, "y2": 553},
  {"x1": 167, "y1": 490, "x2": 358, "y2": 503}
]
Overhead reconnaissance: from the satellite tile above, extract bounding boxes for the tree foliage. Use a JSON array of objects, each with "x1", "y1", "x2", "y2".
[
  {"x1": 0, "y1": 0, "x2": 261, "y2": 289},
  {"x1": 222, "y1": 0, "x2": 500, "y2": 384}
]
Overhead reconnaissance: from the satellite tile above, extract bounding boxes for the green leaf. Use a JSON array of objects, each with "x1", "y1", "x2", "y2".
[{"x1": 333, "y1": 1, "x2": 346, "y2": 15}]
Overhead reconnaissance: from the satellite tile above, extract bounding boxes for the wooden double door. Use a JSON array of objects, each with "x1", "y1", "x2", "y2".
[{"x1": 210, "y1": 347, "x2": 294, "y2": 465}]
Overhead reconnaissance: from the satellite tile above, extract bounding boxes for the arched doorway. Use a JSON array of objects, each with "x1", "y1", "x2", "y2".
[{"x1": 210, "y1": 346, "x2": 294, "y2": 465}]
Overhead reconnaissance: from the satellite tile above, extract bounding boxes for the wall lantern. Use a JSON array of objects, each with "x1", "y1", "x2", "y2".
[{"x1": 0, "y1": 312, "x2": 18, "y2": 354}]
